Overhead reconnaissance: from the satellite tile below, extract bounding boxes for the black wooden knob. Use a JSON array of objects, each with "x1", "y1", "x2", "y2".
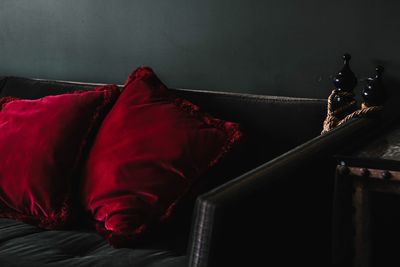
[
  {"x1": 333, "y1": 53, "x2": 358, "y2": 92},
  {"x1": 331, "y1": 54, "x2": 358, "y2": 111},
  {"x1": 362, "y1": 66, "x2": 386, "y2": 106}
]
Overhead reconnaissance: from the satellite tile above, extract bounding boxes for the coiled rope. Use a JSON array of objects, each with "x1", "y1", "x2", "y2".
[{"x1": 321, "y1": 90, "x2": 382, "y2": 134}]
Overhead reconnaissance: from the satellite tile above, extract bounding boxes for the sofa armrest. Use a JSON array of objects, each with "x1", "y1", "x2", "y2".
[{"x1": 188, "y1": 117, "x2": 378, "y2": 267}]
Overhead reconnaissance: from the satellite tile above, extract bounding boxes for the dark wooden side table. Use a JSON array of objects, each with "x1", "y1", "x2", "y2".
[{"x1": 332, "y1": 124, "x2": 400, "y2": 267}]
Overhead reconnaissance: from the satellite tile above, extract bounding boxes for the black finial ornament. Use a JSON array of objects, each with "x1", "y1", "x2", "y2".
[
  {"x1": 333, "y1": 54, "x2": 358, "y2": 92},
  {"x1": 322, "y1": 55, "x2": 385, "y2": 134},
  {"x1": 362, "y1": 66, "x2": 386, "y2": 107},
  {"x1": 331, "y1": 54, "x2": 358, "y2": 110}
]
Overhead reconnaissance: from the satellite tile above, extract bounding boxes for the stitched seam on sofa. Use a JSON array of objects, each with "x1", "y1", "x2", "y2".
[
  {"x1": 33, "y1": 78, "x2": 107, "y2": 88},
  {"x1": 30, "y1": 78, "x2": 326, "y2": 104},
  {"x1": 171, "y1": 88, "x2": 326, "y2": 102},
  {"x1": 190, "y1": 94, "x2": 326, "y2": 105}
]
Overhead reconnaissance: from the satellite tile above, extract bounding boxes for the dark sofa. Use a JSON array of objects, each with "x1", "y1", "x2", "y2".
[{"x1": 0, "y1": 76, "x2": 377, "y2": 266}]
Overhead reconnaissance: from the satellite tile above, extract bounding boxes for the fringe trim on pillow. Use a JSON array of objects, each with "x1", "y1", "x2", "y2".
[
  {"x1": 0, "y1": 97, "x2": 19, "y2": 110},
  {"x1": 159, "y1": 97, "x2": 243, "y2": 220},
  {"x1": 0, "y1": 203, "x2": 70, "y2": 230}
]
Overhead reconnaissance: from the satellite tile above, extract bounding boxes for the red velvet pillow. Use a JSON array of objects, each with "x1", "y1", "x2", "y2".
[
  {"x1": 84, "y1": 67, "x2": 242, "y2": 246},
  {"x1": 0, "y1": 85, "x2": 120, "y2": 229}
]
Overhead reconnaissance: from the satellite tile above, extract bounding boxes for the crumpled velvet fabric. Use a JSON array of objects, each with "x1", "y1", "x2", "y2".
[
  {"x1": 84, "y1": 66, "x2": 243, "y2": 247},
  {"x1": 0, "y1": 85, "x2": 120, "y2": 229}
]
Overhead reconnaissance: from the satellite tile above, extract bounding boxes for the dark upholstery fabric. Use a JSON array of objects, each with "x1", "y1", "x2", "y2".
[
  {"x1": 0, "y1": 77, "x2": 96, "y2": 98},
  {"x1": 0, "y1": 219, "x2": 186, "y2": 267},
  {"x1": 0, "y1": 77, "x2": 7, "y2": 94},
  {"x1": 0, "y1": 76, "x2": 329, "y2": 266}
]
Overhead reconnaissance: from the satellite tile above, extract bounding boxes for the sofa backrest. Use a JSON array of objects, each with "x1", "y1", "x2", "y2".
[{"x1": 0, "y1": 76, "x2": 327, "y2": 176}]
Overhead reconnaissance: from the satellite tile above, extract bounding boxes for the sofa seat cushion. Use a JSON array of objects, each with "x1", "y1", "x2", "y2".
[{"x1": 0, "y1": 219, "x2": 186, "y2": 267}]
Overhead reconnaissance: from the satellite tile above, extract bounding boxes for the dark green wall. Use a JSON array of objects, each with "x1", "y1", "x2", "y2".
[{"x1": 1, "y1": 0, "x2": 399, "y2": 98}]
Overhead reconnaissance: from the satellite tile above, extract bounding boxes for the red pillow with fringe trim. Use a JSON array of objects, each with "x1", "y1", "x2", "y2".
[
  {"x1": 84, "y1": 66, "x2": 243, "y2": 247},
  {"x1": 0, "y1": 85, "x2": 120, "y2": 229}
]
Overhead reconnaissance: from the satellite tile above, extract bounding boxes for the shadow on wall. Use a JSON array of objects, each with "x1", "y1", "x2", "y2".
[{"x1": 383, "y1": 73, "x2": 400, "y2": 122}]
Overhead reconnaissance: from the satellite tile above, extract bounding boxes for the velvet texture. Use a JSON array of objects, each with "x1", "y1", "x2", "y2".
[
  {"x1": 0, "y1": 85, "x2": 120, "y2": 229},
  {"x1": 84, "y1": 67, "x2": 242, "y2": 247}
]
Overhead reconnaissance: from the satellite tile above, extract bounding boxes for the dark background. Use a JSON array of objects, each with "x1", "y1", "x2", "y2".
[{"x1": 1, "y1": 0, "x2": 399, "y2": 98}]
